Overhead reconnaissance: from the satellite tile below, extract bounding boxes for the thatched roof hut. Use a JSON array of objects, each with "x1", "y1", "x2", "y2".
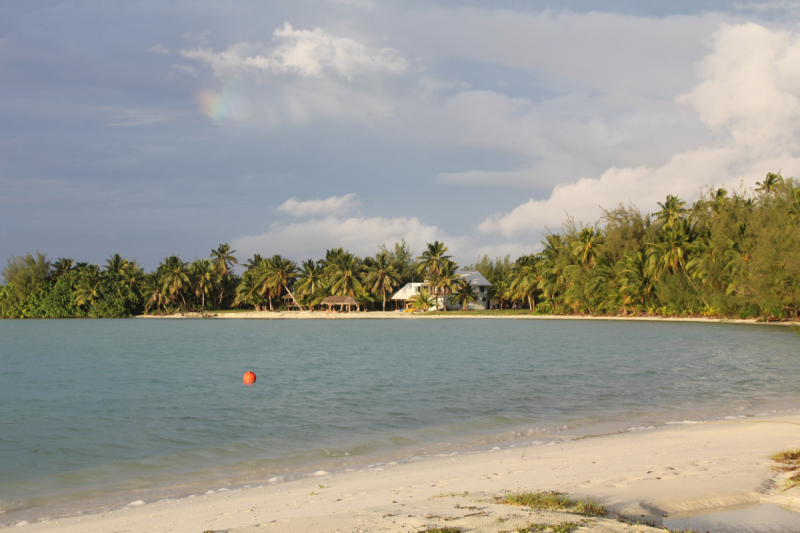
[
  {"x1": 320, "y1": 295, "x2": 358, "y2": 311},
  {"x1": 281, "y1": 293, "x2": 300, "y2": 307}
]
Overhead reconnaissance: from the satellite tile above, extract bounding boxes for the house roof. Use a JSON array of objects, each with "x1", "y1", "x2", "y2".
[
  {"x1": 459, "y1": 271, "x2": 491, "y2": 286},
  {"x1": 390, "y1": 282, "x2": 424, "y2": 300}
]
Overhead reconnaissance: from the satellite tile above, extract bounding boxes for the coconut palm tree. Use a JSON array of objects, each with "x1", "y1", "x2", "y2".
[
  {"x1": 262, "y1": 255, "x2": 302, "y2": 310},
  {"x1": 104, "y1": 253, "x2": 130, "y2": 276},
  {"x1": 756, "y1": 172, "x2": 783, "y2": 194},
  {"x1": 211, "y1": 243, "x2": 238, "y2": 306},
  {"x1": 190, "y1": 259, "x2": 216, "y2": 309},
  {"x1": 211, "y1": 243, "x2": 238, "y2": 277},
  {"x1": 408, "y1": 287, "x2": 435, "y2": 311},
  {"x1": 416, "y1": 241, "x2": 451, "y2": 279},
  {"x1": 429, "y1": 258, "x2": 463, "y2": 311},
  {"x1": 52, "y1": 258, "x2": 75, "y2": 278},
  {"x1": 618, "y1": 251, "x2": 653, "y2": 313},
  {"x1": 452, "y1": 281, "x2": 477, "y2": 310},
  {"x1": 295, "y1": 259, "x2": 324, "y2": 300},
  {"x1": 646, "y1": 220, "x2": 710, "y2": 308},
  {"x1": 74, "y1": 266, "x2": 102, "y2": 306},
  {"x1": 160, "y1": 255, "x2": 191, "y2": 310},
  {"x1": 654, "y1": 195, "x2": 688, "y2": 229},
  {"x1": 570, "y1": 228, "x2": 604, "y2": 269},
  {"x1": 509, "y1": 256, "x2": 539, "y2": 311},
  {"x1": 325, "y1": 252, "x2": 364, "y2": 298},
  {"x1": 361, "y1": 252, "x2": 401, "y2": 311},
  {"x1": 489, "y1": 278, "x2": 511, "y2": 309},
  {"x1": 143, "y1": 274, "x2": 169, "y2": 314}
]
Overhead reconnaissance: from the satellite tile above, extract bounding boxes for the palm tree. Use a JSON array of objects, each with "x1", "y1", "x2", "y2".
[
  {"x1": 52, "y1": 258, "x2": 75, "y2": 278},
  {"x1": 190, "y1": 259, "x2": 216, "y2": 309},
  {"x1": 325, "y1": 252, "x2": 364, "y2": 298},
  {"x1": 211, "y1": 243, "x2": 238, "y2": 277},
  {"x1": 74, "y1": 266, "x2": 102, "y2": 306},
  {"x1": 263, "y1": 255, "x2": 302, "y2": 310},
  {"x1": 645, "y1": 220, "x2": 710, "y2": 308},
  {"x1": 361, "y1": 252, "x2": 401, "y2": 311},
  {"x1": 618, "y1": 251, "x2": 654, "y2": 313},
  {"x1": 429, "y1": 258, "x2": 463, "y2": 311},
  {"x1": 489, "y1": 278, "x2": 511, "y2": 309},
  {"x1": 295, "y1": 259, "x2": 324, "y2": 302},
  {"x1": 654, "y1": 195, "x2": 688, "y2": 229},
  {"x1": 160, "y1": 255, "x2": 191, "y2": 310},
  {"x1": 452, "y1": 281, "x2": 477, "y2": 310},
  {"x1": 104, "y1": 253, "x2": 130, "y2": 276},
  {"x1": 408, "y1": 287, "x2": 435, "y2": 311},
  {"x1": 755, "y1": 172, "x2": 783, "y2": 194},
  {"x1": 143, "y1": 274, "x2": 169, "y2": 314},
  {"x1": 211, "y1": 243, "x2": 238, "y2": 307},
  {"x1": 570, "y1": 228, "x2": 604, "y2": 269},
  {"x1": 416, "y1": 241, "x2": 451, "y2": 279},
  {"x1": 121, "y1": 261, "x2": 145, "y2": 290},
  {"x1": 509, "y1": 257, "x2": 539, "y2": 311}
]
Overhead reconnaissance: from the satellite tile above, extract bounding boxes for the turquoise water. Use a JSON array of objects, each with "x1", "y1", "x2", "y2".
[{"x1": 1, "y1": 318, "x2": 799, "y2": 524}]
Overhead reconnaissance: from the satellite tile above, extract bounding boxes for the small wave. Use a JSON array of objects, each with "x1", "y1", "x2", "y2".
[{"x1": 127, "y1": 500, "x2": 145, "y2": 506}]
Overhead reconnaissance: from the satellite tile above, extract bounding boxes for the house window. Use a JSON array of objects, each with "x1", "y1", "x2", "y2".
[{"x1": 480, "y1": 286, "x2": 485, "y2": 293}]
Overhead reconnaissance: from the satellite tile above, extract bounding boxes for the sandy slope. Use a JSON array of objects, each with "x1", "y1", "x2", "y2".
[{"x1": 14, "y1": 413, "x2": 800, "y2": 533}]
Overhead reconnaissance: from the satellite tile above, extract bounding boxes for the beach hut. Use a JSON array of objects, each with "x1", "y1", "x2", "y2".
[
  {"x1": 281, "y1": 293, "x2": 300, "y2": 309},
  {"x1": 320, "y1": 295, "x2": 359, "y2": 313}
]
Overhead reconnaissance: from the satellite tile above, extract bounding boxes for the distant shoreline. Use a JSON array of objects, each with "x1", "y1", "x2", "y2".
[{"x1": 136, "y1": 310, "x2": 800, "y2": 326}]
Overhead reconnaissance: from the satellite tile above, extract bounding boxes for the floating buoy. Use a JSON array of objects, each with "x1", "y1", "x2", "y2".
[{"x1": 243, "y1": 371, "x2": 256, "y2": 384}]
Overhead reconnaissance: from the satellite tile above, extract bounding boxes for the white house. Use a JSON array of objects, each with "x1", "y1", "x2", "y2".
[{"x1": 390, "y1": 271, "x2": 492, "y2": 310}]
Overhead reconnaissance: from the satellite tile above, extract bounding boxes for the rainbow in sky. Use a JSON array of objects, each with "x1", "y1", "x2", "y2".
[{"x1": 195, "y1": 83, "x2": 250, "y2": 122}]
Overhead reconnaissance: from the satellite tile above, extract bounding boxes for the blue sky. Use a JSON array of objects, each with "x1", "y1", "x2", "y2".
[{"x1": 2, "y1": 1, "x2": 800, "y2": 270}]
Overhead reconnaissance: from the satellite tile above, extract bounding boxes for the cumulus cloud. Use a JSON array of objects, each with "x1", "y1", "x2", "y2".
[
  {"x1": 276, "y1": 194, "x2": 360, "y2": 217},
  {"x1": 182, "y1": 23, "x2": 407, "y2": 81},
  {"x1": 478, "y1": 22, "x2": 800, "y2": 238},
  {"x1": 232, "y1": 213, "x2": 537, "y2": 264},
  {"x1": 232, "y1": 215, "x2": 448, "y2": 260}
]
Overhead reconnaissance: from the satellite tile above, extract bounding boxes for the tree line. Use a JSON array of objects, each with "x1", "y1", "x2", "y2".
[{"x1": 2, "y1": 174, "x2": 798, "y2": 319}]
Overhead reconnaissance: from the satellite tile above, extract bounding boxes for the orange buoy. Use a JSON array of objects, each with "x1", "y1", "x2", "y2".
[{"x1": 243, "y1": 371, "x2": 256, "y2": 384}]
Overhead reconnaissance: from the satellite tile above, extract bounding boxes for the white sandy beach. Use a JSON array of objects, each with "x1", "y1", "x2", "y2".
[
  {"x1": 144, "y1": 309, "x2": 800, "y2": 327},
  {"x1": 13, "y1": 413, "x2": 800, "y2": 532}
]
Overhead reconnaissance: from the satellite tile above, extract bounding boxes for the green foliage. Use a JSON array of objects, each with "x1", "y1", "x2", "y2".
[
  {"x1": 499, "y1": 491, "x2": 606, "y2": 516},
  {"x1": 2, "y1": 252, "x2": 51, "y2": 301},
  {"x1": 4, "y1": 173, "x2": 799, "y2": 320}
]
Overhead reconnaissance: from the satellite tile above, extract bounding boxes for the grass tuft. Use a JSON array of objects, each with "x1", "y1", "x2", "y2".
[
  {"x1": 499, "y1": 491, "x2": 606, "y2": 516},
  {"x1": 430, "y1": 491, "x2": 469, "y2": 499},
  {"x1": 770, "y1": 448, "x2": 800, "y2": 490},
  {"x1": 785, "y1": 472, "x2": 800, "y2": 490},
  {"x1": 770, "y1": 448, "x2": 800, "y2": 470},
  {"x1": 425, "y1": 528, "x2": 462, "y2": 533}
]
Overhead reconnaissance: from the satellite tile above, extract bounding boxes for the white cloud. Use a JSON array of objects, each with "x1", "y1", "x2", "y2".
[
  {"x1": 182, "y1": 23, "x2": 407, "y2": 82},
  {"x1": 232, "y1": 215, "x2": 448, "y2": 260},
  {"x1": 276, "y1": 194, "x2": 360, "y2": 217},
  {"x1": 150, "y1": 44, "x2": 169, "y2": 55},
  {"x1": 231, "y1": 213, "x2": 537, "y2": 264},
  {"x1": 478, "y1": 22, "x2": 800, "y2": 237}
]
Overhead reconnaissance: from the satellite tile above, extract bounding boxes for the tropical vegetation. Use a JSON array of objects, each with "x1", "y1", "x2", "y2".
[{"x1": 2, "y1": 176, "x2": 799, "y2": 320}]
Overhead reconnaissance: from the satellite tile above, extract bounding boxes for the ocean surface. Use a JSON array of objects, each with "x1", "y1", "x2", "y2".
[{"x1": 1, "y1": 318, "x2": 799, "y2": 525}]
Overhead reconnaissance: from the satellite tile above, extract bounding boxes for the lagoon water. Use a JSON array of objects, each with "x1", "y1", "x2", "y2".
[{"x1": 1, "y1": 318, "x2": 800, "y2": 524}]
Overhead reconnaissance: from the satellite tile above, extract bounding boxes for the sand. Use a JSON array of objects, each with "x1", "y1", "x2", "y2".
[
  {"x1": 143, "y1": 309, "x2": 800, "y2": 326},
  {"x1": 13, "y1": 413, "x2": 800, "y2": 532}
]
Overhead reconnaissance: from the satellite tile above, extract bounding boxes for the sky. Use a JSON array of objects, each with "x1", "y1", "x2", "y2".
[{"x1": 2, "y1": 0, "x2": 800, "y2": 270}]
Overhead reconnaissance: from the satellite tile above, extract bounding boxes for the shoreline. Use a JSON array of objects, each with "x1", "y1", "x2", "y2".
[
  {"x1": 12, "y1": 412, "x2": 800, "y2": 532},
  {"x1": 137, "y1": 310, "x2": 800, "y2": 326}
]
